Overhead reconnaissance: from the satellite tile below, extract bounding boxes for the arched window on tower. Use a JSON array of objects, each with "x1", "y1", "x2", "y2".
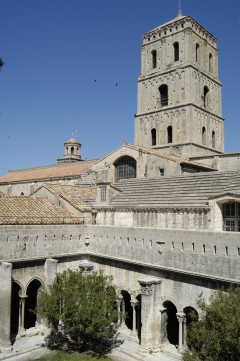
[
  {"x1": 151, "y1": 128, "x2": 156, "y2": 146},
  {"x1": 167, "y1": 126, "x2": 173, "y2": 143},
  {"x1": 203, "y1": 86, "x2": 209, "y2": 108},
  {"x1": 159, "y1": 84, "x2": 168, "y2": 107},
  {"x1": 115, "y1": 156, "x2": 137, "y2": 182},
  {"x1": 173, "y1": 42, "x2": 179, "y2": 62},
  {"x1": 202, "y1": 127, "x2": 206, "y2": 145},
  {"x1": 71, "y1": 146, "x2": 74, "y2": 155},
  {"x1": 152, "y1": 50, "x2": 157, "y2": 69},
  {"x1": 196, "y1": 43, "x2": 199, "y2": 62},
  {"x1": 209, "y1": 53, "x2": 213, "y2": 72},
  {"x1": 212, "y1": 131, "x2": 215, "y2": 148}
]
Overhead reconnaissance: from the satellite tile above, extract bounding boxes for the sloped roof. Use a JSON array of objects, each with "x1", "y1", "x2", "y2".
[
  {"x1": 93, "y1": 143, "x2": 214, "y2": 171},
  {"x1": 0, "y1": 196, "x2": 83, "y2": 224},
  {"x1": 32, "y1": 184, "x2": 97, "y2": 211},
  {"x1": 105, "y1": 170, "x2": 240, "y2": 209},
  {"x1": 126, "y1": 144, "x2": 214, "y2": 169},
  {"x1": 0, "y1": 160, "x2": 97, "y2": 184}
]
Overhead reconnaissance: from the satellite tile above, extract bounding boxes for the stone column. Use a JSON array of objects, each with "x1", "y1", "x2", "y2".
[
  {"x1": 17, "y1": 295, "x2": 27, "y2": 337},
  {"x1": 116, "y1": 298, "x2": 122, "y2": 325},
  {"x1": 177, "y1": 312, "x2": 186, "y2": 351},
  {"x1": 131, "y1": 299, "x2": 138, "y2": 334},
  {"x1": 183, "y1": 315, "x2": 187, "y2": 348},
  {"x1": 0, "y1": 262, "x2": 12, "y2": 350},
  {"x1": 159, "y1": 307, "x2": 168, "y2": 344},
  {"x1": 138, "y1": 277, "x2": 162, "y2": 352},
  {"x1": 130, "y1": 299, "x2": 139, "y2": 339},
  {"x1": 44, "y1": 259, "x2": 58, "y2": 289}
]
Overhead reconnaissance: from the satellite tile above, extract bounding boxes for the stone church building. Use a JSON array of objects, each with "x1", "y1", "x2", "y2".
[{"x1": 0, "y1": 11, "x2": 240, "y2": 359}]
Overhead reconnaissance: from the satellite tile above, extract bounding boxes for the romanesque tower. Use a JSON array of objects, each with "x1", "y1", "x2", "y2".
[{"x1": 134, "y1": 13, "x2": 224, "y2": 157}]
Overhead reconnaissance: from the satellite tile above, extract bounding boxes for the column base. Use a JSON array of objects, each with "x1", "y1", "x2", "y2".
[{"x1": 0, "y1": 341, "x2": 13, "y2": 354}]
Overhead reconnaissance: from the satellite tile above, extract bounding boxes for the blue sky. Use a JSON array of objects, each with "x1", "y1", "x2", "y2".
[{"x1": 0, "y1": 0, "x2": 239, "y2": 175}]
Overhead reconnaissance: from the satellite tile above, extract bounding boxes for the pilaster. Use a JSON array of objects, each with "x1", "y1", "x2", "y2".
[
  {"x1": 0, "y1": 262, "x2": 12, "y2": 350},
  {"x1": 138, "y1": 277, "x2": 162, "y2": 352}
]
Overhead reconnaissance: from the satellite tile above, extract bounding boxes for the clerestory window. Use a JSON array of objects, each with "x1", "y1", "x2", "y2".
[
  {"x1": 223, "y1": 202, "x2": 240, "y2": 232},
  {"x1": 115, "y1": 156, "x2": 136, "y2": 182}
]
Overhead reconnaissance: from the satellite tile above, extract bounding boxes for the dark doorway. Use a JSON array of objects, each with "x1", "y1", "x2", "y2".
[
  {"x1": 136, "y1": 294, "x2": 142, "y2": 341},
  {"x1": 11, "y1": 281, "x2": 21, "y2": 341},
  {"x1": 121, "y1": 290, "x2": 133, "y2": 330},
  {"x1": 163, "y1": 301, "x2": 179, "y2": 346},
  {"x1": 25, "y1": 279, "x2": 42, "y2": 329}
]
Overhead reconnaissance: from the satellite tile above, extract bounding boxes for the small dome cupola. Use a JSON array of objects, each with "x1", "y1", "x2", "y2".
[
  {"x1": 57, "y1": 131, "x2": 82, "y2": 163},
  {"x1": 64, "y1": 136, "x2": 81, "y2": 162}
]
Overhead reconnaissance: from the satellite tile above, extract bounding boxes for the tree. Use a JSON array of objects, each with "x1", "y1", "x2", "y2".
[
  {"x1": 183, "y1": 286, "x2": 240, "y2": 361},
  {"x1": 38, "y1": 269, "x2": 122, "y2": 355}
]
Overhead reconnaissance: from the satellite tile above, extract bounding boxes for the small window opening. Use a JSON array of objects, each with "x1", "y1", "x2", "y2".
[
  {"x1": 209, "y1": 53, "x2": 213, "y2": 72},
  {"x1": 167, "y1": 126, "x2": 173, "y2": 143},
  {"x1": 202, "y1": 127, "x2": 206, "y2": 145},
  {"x1": 223, "y1": 202, "x2": 240, "y2": 232},
  {"x1": 100, "y1": 186, "x2": 107, "y2": 202},
  {"x1": 212, "y1": 131, "x2": 215, "y2": 148},
  {"x1": 151, "y1": 128, "x2": 156, "y2": 146},
  {"x1": 152, "y1": 50, "x2": 157, "y2": 69},
  {"x1": 159, "y1": 84, "x2": 168, "y2": 107},
  {"x1": 173, "y1": 42, "x2": 179, "y2": 62},
  {"x1": 71, "y1": 146, "x2": 74, "y2": 155},
  {"x1": 159, "y1": 168, "x2": 164, "y2": 177},
  {"x1": 196, "y1": 43, "x2": 199, "y2": 62},
  {"x1": 203, "y1": 86, "x2": 209, "y2": 108}
]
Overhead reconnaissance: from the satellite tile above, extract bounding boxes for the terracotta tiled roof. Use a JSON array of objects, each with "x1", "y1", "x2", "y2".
[
  {"x1": 32, "y1": 184, "x2": 97, "y2": 211},
  {"x1": 0, "y1": 196, "x2": 83, "y2": 224},
  {"x1": 0, "y1": 160, "x2": 97, "y2": 183}
]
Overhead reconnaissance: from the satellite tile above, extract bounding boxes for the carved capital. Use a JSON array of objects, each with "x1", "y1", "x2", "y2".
[{"x1": 140, "y1": 283, "x2": 154, "y2": 296}]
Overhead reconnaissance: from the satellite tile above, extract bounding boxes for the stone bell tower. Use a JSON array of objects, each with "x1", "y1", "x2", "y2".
[{"x1": 134, "y1": 13, "x2": 224, "y2": 157}]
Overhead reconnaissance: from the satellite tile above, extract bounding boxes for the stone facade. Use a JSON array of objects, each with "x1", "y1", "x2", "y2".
[
  {"x1": 0, "y1": 11, "x2": 240, "y2": 360},
  {"x1": 134, "y1": 15, "x2": 224, "y2": 157}
]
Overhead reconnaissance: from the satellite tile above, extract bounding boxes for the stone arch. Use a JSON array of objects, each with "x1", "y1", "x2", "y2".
[
  {"x1": 162, "y1": 300, "x2": 179, "y2": 346},
  {"x1": 25, "y1": 278, "x2": 44, "y2": 329},
  {"x1": 114, "y1": 156, "x2": 137, "y2": 182},
  {"x1": 183, "y1": 306, "x2": 199, "y2": 326}
]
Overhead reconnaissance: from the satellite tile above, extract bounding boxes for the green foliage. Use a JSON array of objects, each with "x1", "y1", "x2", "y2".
[
  {"x1": 33, "y1": 350, "x2": 112, "y2": 360},
  {"x1": 183, "y1": 286, "x2": 240, "y2": 361},
  {"x1": 38, "y1": 269, "x2": 122, "y2": 355}
]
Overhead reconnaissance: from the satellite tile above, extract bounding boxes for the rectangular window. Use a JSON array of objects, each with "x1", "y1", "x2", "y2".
[
  {"x1": 100, "y1": 186, "x2": 107, "y2": 202},
  {"x1": 159, "y1": 168, "x2": 164, "y2": 176}
]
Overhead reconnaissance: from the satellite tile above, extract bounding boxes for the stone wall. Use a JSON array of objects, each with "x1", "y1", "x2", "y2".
[
  {"x1": 96, "y1": 207, "x2": 212, "y2": 231},
  {"x1": 1, "y1": 224, "x2": 240, "y2": 283}
]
